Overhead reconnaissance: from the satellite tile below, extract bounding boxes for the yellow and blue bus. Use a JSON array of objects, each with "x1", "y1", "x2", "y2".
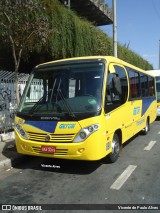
[
  {"x1": 14, "y1": 56, "x2": 157, "y2": 162},
  {"x1": 147, "y1": 69, "x2": 160, "y2": 117}
]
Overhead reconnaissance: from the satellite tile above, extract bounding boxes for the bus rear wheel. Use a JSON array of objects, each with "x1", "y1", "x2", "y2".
[
  {"x1": 141, "y1": 118, "x2": 150, "y2": 135},
  {"x1": 108, "y1": 133, "x2": 120, "y2": 163}
]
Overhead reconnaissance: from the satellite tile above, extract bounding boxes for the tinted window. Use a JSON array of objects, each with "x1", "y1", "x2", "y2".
[
  {"x1": 105, "y1": 65, "x2": 128, "y2": 113},
  {"x1": 126, "y1": 67, "x2": 140, "y2": 99},
  {"x1": 140, "y1": 74, "x2": 149, "y2": 97}
]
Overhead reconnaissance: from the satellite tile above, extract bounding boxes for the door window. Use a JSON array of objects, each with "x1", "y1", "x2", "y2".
[{"x1": 105, "y1": 65, "x2": 128, "y2": 113}]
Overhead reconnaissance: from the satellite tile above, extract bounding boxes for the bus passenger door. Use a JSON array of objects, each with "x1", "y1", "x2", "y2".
[{"x1": 104, "y1": 63, "x2": 132, "y2": 142}]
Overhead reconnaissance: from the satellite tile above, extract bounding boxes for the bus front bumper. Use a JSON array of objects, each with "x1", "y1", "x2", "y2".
[{"x1": 14, "y1": 132, "x2": 109, "y2": 161}]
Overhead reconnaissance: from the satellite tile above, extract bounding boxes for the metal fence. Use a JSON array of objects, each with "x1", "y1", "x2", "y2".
[{"x1": 0, "y1": 70, "x2": 29, "y2": 133}]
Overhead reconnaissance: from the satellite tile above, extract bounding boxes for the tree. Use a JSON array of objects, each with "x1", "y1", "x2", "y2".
[{"x1": 0, "y1": 0, "x2": 51, "y2": 104}]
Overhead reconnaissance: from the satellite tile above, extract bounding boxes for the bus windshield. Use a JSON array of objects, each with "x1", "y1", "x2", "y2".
[{"x1": 17, "y1": 61, "x2": 105, "y2": 119}]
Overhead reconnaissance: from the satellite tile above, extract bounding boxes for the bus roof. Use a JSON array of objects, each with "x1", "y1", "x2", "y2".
[
  {"x1": 146, "y1": 70, "x2": 160, "y2": 77},
  {"x1": 35, "y1": 56, "x2": 150, "y2": 76}
]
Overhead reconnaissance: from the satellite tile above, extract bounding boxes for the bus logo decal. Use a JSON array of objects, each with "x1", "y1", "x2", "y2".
[
  {"x1": 45, "y1": 135, "x2": 51, "y2": 141},
  {"x1": 133, "y1": 107, "x2": 140, "y2": 115},
  {"x1": 59, "y1": 124, "x2": 76, "y2": 129}
]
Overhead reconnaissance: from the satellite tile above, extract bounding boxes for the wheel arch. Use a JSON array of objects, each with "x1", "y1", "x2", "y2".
[{"x1": 114, "y1": 129, "x2": 122, "y2": 145}]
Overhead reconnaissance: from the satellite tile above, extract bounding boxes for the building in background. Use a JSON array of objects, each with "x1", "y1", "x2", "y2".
[{"x1": 60, "y1": 0, "x2": 113, "y2": 26}]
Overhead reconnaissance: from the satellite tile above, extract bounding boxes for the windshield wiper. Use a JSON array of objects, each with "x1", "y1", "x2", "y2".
[
  {"x1": 57, "y1": 89, "x2": 76, "y2": 118},
  {"x1": 57, "y1": 79, "x2": 76, "y2": 118},
  {"x1": 28, "y1": 96, "x2": 45, "y2": 115}
]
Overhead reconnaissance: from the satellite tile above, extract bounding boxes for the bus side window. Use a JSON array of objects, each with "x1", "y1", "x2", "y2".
[
  {"x1": 148, "y1": 76, "x2": 155, "y2": 96},
  {"x1": 140, "y1": 74, "x2": 149, "y2": 97},
  {"x1": 105, "y1": 65, "x2": 128, "y2": 113},
  {"x1": 126, "y1": 67, "x2": 141, "y2": 99}
]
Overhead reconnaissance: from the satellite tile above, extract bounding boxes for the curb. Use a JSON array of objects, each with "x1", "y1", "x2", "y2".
[
  {"x1": 0, "y1": 155, "x2": 24, "y2": 171},
  {"x1": 0, "y1": 158, "x2": 13, "y2": 171},
  {"x1": 0, "y1": 137, "x2": 25, "y2": 171},
  {"x1": 0, "y1": 131, "x2": 15, "y2": 142}
]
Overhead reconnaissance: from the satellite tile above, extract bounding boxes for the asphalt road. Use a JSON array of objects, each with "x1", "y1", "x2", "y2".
[{"x1": 0, "y1": 119, "x2": 160, "y2": 213}]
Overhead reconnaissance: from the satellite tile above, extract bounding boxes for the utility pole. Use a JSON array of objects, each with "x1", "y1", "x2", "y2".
[
  {"x1": 159, "y1": 40, "x2": 160, "y2": 69},
  {"x1": 113, "y1": 0, "x2": 117, "y2": 57}
]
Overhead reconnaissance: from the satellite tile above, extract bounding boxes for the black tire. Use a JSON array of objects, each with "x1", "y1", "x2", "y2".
[
  {"x1": 141, "y1": 118, "x2": 150, "y2": 135},
  {"x1": 108, "y1": 133, "x2": 120, "y2": 163}
]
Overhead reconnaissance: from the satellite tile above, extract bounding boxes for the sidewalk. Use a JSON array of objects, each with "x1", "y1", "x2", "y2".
[{"x1": 0, "y1": 132, "x2": 24, "y2": 171}]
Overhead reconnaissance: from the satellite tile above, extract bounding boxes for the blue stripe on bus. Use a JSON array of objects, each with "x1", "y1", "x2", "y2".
[
  {"x1": 142, "y1": 97, "x2": 156, "y2": 116},
  {"x1": 25, "y1": 121, "x2": 58, "y2": 133}
]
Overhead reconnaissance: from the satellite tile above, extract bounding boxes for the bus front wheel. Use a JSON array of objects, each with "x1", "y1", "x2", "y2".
[{"x1": 108, "y1": 134, "x2": 120, "y2": 163}]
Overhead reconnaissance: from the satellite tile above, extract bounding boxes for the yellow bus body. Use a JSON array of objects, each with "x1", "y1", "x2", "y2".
[{"x1": 14, "y1": 56, "x2": 157, "y2": 161}]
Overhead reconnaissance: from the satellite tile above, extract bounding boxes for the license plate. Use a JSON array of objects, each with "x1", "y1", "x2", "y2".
[{"x1": 41, "y1": 146, "x2": 56, "y2": 153}]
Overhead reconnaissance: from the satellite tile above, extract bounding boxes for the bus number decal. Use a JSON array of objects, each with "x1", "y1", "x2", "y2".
[{"x1": 136, "y1": 118, "x2": 145, "y2": 126}]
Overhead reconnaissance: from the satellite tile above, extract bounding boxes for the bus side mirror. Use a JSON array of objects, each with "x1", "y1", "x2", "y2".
[{"x1": 112, "y1": 75, "x2": 122, "y2": 95}]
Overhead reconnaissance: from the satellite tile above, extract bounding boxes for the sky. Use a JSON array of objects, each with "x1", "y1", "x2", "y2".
[{"x1": 100, "y1": 0, "x2": 160, "y2": 69}]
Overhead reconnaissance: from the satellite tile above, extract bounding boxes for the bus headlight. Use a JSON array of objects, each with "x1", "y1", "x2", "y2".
[
  {"x1": 15, "y1": 124, "x2": 28, "y2": 140},
  {"x1": 73, "y1": 124, "x2": 100, "y2": 142}
]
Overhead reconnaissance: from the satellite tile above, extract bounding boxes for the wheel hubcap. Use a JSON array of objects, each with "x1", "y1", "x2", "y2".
[
  {"x1": 112, "y1": 139, "x2": 119, "y2": 155},
  {"x1": 143, "y1": 121, "x2": 148, "y2": 132}
]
